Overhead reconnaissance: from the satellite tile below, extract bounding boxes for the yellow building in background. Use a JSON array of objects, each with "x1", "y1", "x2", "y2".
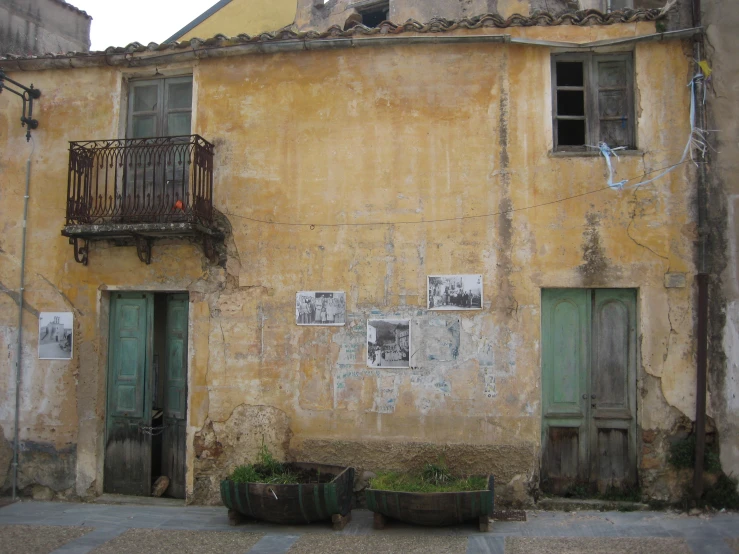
[{"x1": 167, "y1": 0, "x2": 298, "y2": 42}]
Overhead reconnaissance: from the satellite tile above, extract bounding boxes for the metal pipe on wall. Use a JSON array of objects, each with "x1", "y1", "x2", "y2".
[
  {"x1": 692, "y1": 0, "x2": 708, "y2": 503},
  {"x1": 12, "y1": 140, "x2": 34, "y2": 501}
]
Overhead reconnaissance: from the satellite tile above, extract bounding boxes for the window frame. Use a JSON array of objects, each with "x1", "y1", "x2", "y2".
[
  {"x1": 551, "y1": 52, "x2": 635, "y2": 153},
  {"x1": 127, "y1": 75, "x2": 193, "y2": 139}
]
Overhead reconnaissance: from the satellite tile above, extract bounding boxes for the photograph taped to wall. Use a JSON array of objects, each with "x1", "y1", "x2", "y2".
[
  {"x1": 367, "y1": 319, "x2": 410, "y2": 368},
  {"x1": 296, "y1": 291, "x2": 346, "y2": 326},
  {"x1": 427, "y1": 275, "x2": 483, "y2": 310},
  {"x1": 38, "y1": 312, "x2": 73, "y2": 360}
]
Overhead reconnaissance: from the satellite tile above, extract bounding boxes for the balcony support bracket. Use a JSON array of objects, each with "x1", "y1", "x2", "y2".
[
  {"x1": 62, "y1": 222, "x2": 223, "y2": 266},
  {"x1": 70, "y1": 237, "x2": 88, "y2": 266},
  {"x1": 135, "y1": 235, "x2": 152, "y2": 265}
]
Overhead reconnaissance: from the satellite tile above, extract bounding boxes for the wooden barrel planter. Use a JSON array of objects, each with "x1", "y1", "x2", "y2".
[
  {"x1": 220, "y1": 463, "x2": 354, "y2": 530},
  {"x1": 365, "y1": 475, "x2": 494, "y2": 531}
]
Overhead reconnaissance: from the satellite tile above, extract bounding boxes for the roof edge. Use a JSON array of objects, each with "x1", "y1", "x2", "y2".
[
  {"x1": 0, "y1": 28, "x2": 702, "y2": 73},
  {"x1": 1, "y1": 7, "x2": 682, "y2": 69},
  {"x1": 51, "y1": 0, "x2": 92, "y2": 20},
  {"x1": 164, "y1": 0, "x2": 234, "y2": 43}
]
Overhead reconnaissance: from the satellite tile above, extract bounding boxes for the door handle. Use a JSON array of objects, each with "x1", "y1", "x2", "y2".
[
  {"x1": 582, "y1": 394, "x2": 588, "y2": 399},
  {"x1": 591, "y1": 395, "x2": 596, "y2": 399}
]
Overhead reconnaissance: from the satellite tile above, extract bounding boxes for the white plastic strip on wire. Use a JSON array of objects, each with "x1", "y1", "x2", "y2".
[{"x1": 595, "y1": 74, "x2": 706, "y2": 193}]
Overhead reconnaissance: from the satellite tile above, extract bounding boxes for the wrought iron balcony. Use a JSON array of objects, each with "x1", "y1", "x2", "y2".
[{"x1": 62, "y1": 135, "x2": 221, "y2": 265}]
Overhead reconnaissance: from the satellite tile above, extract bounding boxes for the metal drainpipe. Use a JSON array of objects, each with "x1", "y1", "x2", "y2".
[
  {"x1": 692, "y1": 0, "x2": 709, "y2": 502},
  {"x1": 12, "y1": 139, "x2": 34, "y2": 501}
]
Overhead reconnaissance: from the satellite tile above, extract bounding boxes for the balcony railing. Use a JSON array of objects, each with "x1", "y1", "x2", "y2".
[{"x1": 66, "y1": 135, "x2": 214, "y2": 226}]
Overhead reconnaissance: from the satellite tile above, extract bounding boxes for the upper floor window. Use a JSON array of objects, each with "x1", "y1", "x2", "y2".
[
  {"x1": 358, "y1": 1, "x2": 389, "y2": 27},
  {"x1": 552, "y1": 53, "x2": 635, "y2": 152},
  {"x1": 127, "y1": 76, "x2": 193, "y2": 139},
  {"x1": 344, "y1": 0, "x2": 389, "y2": 29},
  {"x1": 608, "y1": 0, "x2": 634, "y2": 11}
]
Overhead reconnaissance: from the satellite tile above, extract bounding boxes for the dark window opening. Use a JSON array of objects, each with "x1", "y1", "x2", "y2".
[
  {"x1": 556, "y1": 62, "x2": 583, "y2": 87},
  {"x1": 359, "y1": 2, "x2": 389, "y2": 27},
  {"x1": 558, "y1": 120, "x2": 587, "y2": 146},
  {"x1": 557, "y1": 90, "x2": 585, "y2": 117}
]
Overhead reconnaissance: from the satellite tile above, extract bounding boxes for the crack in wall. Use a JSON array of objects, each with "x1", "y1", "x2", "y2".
[
  {"x1": 627, "y1": 188, "x2": 670, "y2": 264},
  {"x1": 0, "y1": 280, "x2": 40, "y2": 317},
  {"x1": 38, "y1": 275, "x2": 84, "y2": 317}
]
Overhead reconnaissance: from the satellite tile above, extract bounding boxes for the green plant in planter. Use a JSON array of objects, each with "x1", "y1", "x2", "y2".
[
  {"x1": 369, "y1": 461, "x2": 487, "y2": 493},
  {"x1": 230, "y1": 441, "x2": 300, "y2": 485}
]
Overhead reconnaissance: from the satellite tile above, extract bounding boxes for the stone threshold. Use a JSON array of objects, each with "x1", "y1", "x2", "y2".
[{"x1": 536, "y1": 497, "x2": 650, "y2": 512}]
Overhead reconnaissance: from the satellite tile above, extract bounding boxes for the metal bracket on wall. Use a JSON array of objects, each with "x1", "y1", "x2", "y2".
[
  {"x1": 134, "y1": 235, "x2": 152, "y2": 264},
  {"x1": 0, "y1": 69, "x2": 41, "y2": 142},
  {"x1": 70, "y1": 237, "x2": 88, "y2": 265}
]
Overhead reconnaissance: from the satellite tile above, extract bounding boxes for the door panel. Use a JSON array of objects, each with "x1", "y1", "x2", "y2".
[
  {"x1": 590, "y1": 289, "x2": 637, "y2": 491},
  {"x1": 104, "y1": 293, "x2": 153, "y2": 496},
  {"x1": 541, "y1": 288, "x2": 637, "y2": 494},
  {"x1": 541, "y1": 289, "x2": 590, "y2": 493},
  {"x1": 162, "y1": 294, "x2": 188, "y2": 499}
]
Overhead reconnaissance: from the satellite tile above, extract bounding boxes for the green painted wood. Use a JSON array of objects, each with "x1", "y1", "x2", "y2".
[
  {"x1": 104, "y1": 292, "x2": 153, "y2": 496},
  {"x1": 541, "y1": 289, "x2": 590, "y2": 493},
  {"x1": 541, "y1": 288, "x2": 637, "y2": 494},
  {"x1": 162, "y1": 293, "x2": 188, "y2": 499}
]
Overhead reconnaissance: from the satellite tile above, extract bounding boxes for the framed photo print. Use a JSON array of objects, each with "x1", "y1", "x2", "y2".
[
  {"x1": 427, "y1": 275, "x2": 483, "y2": 310},
  {"x1": 296, "y1": 291, "x2": 346, "y2": 326},
  {"x1": 38, "y1": 312, "x2": 73, "y2": 360},
  {"x1": 367, "y1": 319, "x2": 410, "y2": 368}
]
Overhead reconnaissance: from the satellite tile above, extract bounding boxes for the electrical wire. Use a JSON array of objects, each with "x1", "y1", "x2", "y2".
[{"x1": 221, "y1": 158, "x2": 694, "y2": 228}]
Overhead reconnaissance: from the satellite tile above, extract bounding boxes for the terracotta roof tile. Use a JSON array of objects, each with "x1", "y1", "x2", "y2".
[{"x1": 0, "y1": 8, "x2": 670, "y2": 63}]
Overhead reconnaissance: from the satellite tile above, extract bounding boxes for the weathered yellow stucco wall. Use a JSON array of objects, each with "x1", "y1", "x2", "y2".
[
  {"x1": 175, "y1": 0, "x2": 297, "y2": 41},
  {"x1": 0, "y1": 23, "x2": 700, "y2": 503}
]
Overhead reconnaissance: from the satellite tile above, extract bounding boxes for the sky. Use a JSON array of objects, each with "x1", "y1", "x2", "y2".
[{"x1": 68, "y1": 0, "x2": 221, "y2": 51}]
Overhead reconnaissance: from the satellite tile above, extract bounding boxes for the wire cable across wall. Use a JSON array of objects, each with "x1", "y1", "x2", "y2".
[{"x1": 222, "y1": 158, "x2": 695, "y2": 229}]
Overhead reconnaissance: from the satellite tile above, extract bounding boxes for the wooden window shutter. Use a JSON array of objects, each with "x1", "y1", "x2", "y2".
[{"x1": 594, "y1": 55, "x2": 634, "y2": 148}]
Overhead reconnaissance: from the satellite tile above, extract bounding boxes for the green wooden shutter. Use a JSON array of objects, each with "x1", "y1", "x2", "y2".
[
  {"x1": 162, "y1": 293, "x2": 189, "y2": 499},
  {"x1": 165, "y1": 294, "x2": 188, "y2": 419},
  {"x1": 104, "y1": 293, "x2": 153, "y2": 496},
  {"x1": 541, "y1": 289, "x2": 590, "y2": 493}
]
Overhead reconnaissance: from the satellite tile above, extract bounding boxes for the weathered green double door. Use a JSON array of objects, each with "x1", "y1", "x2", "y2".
[
  {"x1": 104, "y1": 293, "x2": 188, "y2": 498},
  {"x1": 541, "y1": 289, "x2": 637, "y2": 494}
]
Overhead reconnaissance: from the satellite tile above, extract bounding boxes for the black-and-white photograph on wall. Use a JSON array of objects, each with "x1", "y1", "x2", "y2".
[
  {"x1": 296, "y1": 291, "x2": 346, "y2": 325},
  {"x1": 38, "y1": 312, "x2": 73, "y2": 360},
  {"x1": 367, "y1": 319, "x2": 410, "y2": 368},
  {"x1": 428, "y1": 275, "x2": 483, "y2": 310}
]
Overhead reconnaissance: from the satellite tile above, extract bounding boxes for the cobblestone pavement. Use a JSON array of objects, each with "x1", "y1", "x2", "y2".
[{"x1": 0, "y1": 501, "x2": 736, "y2": 554}]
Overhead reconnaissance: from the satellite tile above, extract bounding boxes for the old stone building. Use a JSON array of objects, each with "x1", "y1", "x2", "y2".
[
  {"x1": 0, "y1": 0, "x2": 734, "y2": 506},
  {"x1": 0, "y1": 0, "x2": 90, "y2": 56}
]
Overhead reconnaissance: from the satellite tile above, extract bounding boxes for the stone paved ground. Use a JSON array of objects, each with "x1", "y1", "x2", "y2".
[{"x1": 0, "y1": 500, "x2": 736, "y2": 554}]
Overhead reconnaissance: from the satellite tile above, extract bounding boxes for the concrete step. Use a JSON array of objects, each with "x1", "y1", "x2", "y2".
[
  {"x1": 537, "y1": 497, "x2": 650, "y2": 512},
  {"x1": 94, "y1": 493, "x2": 185, "y2": 507}
]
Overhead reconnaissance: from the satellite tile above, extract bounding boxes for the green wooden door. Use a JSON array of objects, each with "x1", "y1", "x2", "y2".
[
  {"x1": 541, "y1": 289, "x2": 637, "y2": 494},
  {"x1": 541, "y1": 289, "x2": 591, "y2": 493},
  {"x1": 104, "y1": 293, "x2": 153, "y2": 495},
  {"x1": 162, "y1": 294, "x2": 188, "y2": 499}
]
